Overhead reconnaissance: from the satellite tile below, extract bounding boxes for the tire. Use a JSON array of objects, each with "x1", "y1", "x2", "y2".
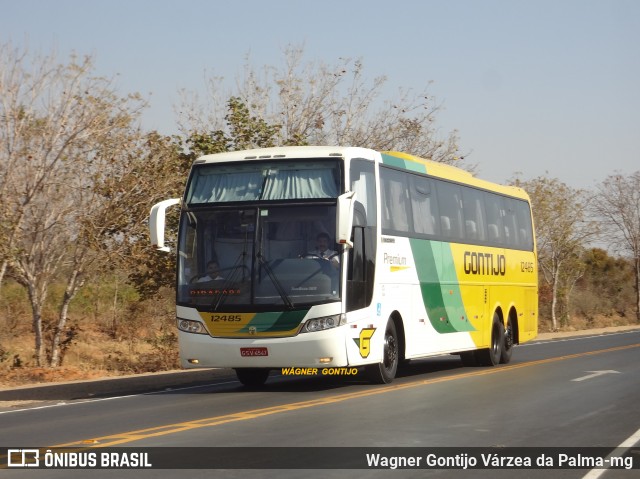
[
  {"x1": 235, "y1": 368, "x2": 270, "y2": 388},
  {"x1": 366, "y1": 319, "x2": 399, "y2": 384},
  {"x1": 476, "y1": 313, "x2": 504, "y2": 366},
  {"x1": 500, "y1": 320, "x2": 514, "y2": 364}
]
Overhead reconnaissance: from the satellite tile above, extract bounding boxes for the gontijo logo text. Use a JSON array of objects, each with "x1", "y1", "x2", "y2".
[{"x1": 463, "y1": 251, "x2": 506, "y2": 276}]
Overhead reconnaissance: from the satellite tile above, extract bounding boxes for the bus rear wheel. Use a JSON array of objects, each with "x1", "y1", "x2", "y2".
[
  {"x1": 477, "y1": 313, "x2": 504, "y2": 366},
  {"x1": 500, "y1": 320, "x2": 514, "y2": 364},
  {"x1": 366, "y1": 319, "x2": 399, "y2": 384},
  {"x1": 235, "y1": 368, "x2": 270, "y2": 388}
]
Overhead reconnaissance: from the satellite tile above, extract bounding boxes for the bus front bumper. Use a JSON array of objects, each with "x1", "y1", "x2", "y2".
[{"x1": 178, "y1": 329, "x2": 349, "y2": 369}]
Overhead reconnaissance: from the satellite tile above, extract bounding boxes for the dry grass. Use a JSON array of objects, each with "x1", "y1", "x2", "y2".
[
  {"x1": 0, "y1": 281, "x2": 179, "y2": 388},
  {"x1": 0, "y1": 325, "x2": 178, "y2": 387},
  {"x1": 537, "y1": 313, "x2": 637, "y2": 333}
]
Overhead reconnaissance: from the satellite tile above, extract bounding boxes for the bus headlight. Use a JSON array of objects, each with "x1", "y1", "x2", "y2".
[
  {"x1": 302, "y1": 314, "x2": 346, "y2": 333},
  {"x1": 177, "y1": 318, "x2": 208, "y2": 335}
]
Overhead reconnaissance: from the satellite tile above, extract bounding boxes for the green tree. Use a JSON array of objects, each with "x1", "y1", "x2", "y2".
[{"x1": 181, "y1": 96, "x2": 282, "y2": 161}]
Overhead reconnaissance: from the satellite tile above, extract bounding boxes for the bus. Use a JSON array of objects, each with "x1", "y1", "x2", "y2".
[{"x1": 149, "y1": 146, "x2": 538, "y2": 386}]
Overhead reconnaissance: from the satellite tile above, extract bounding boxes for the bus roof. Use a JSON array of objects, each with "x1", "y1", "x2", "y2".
[
  {"x1": 380, "y1": 150, "x2": 529, "y2": 201},
  {"x1": 194, "y1": 146, "x2": 530, "y2": 201},
  {"x1": 194, "y1": 146, "x2": 373, "y2": 163}
]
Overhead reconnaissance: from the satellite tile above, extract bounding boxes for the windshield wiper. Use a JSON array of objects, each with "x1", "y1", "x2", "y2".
[
  {"x1": 256, "y1": 251, "x2": 295, "y2": 310},
  {"x1": 213, "y1": 249, "x2": 250, "y2": 310}
]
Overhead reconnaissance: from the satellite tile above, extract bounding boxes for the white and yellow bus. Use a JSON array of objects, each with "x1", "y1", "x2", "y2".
[{"x1": 150, "y1": 146, "x2": 538, "y2": 386}]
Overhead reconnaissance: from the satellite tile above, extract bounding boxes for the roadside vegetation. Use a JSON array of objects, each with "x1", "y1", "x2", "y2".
[{"x1": 1, "y1": 42, "x2": 638, "y2": 386}]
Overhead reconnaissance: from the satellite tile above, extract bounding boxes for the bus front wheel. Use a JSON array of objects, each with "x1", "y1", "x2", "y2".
[
  {"x1": 366, "y1": 319, "x2": 399, "y2": 384},
  {"x1": 235, "y1": 368, "x2": 270, "y2": 388}
]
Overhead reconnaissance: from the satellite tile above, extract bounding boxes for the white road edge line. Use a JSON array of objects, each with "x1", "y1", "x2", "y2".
[
  {"x1": 0, "y1": 381, "x2": 238, "y2": 415},
  {"x1": 581, "y1": 427, "x2": 640, "y2": 479},
  {"x1": 523, "y1": 330, "x2": 640, "y2": 346}
]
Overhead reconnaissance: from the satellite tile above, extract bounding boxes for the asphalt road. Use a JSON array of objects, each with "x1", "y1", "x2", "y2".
[{"x1": 1, "y1": 330, "x2": 639, "y2": 479}]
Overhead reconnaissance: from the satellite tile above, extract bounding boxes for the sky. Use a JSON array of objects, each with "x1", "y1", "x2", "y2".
[{"x1": 2, "y1": 0, "x2": 639, "y2": 189}]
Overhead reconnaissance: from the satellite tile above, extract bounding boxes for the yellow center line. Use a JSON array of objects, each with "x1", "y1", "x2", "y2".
[{"x1": 54, "y1": 343, "x2": 640, "y2": 448}]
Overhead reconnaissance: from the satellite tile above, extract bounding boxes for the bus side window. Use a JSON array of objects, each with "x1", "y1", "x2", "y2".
[
  {"x1": 435, "y1": 181, "x2": 463, "y2": 240},
  {"x1": 410, "y1": 175, "x2": 438, "y2": 235},
  {"x1": 465, "y1": 220, "x2": 477, "y2": 240},
  {"x1": 462, "y1": 186, "x2": 487, "y2": 243},
  {"x1": 440, "y1": 216, "x2": 452, "y2": 237},
  {"x1": 380, "y1": 166, "x2": 413, "y2": 235},
  {"x1": 488, "y1": 224, "x2": 500, "y2": 241},
  {"x1": 484, "y1": 193, "x2": 505, "y2": 246},
  {"x1": 350, "y1": 159, "x2": 377, "y2": 227},
  {"x1": 513, "y1": 199, "x2": 534, "y2": 250}
]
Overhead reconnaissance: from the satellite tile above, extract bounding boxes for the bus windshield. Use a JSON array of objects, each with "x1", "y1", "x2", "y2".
[
  {"x1": 177, "y1": 205, "x2": 341, "y2": 310},
  {"x1": 185, "y1": 160, "x2": 341, "y2": 204}
]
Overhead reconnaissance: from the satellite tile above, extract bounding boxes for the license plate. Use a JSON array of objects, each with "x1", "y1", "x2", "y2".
[{"x1": 240, "y1": 347, "x2": 268, "y2": 357}]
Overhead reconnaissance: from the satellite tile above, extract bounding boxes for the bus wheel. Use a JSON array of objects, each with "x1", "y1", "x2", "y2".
[
  {"x1": 477, "y1": 313, "x2": 504, "y2": 366},
  {"x1": 235, "y1": 368, "x2": 270, "y2": 388},
  {"x1": 500, "y1": 321, "x2": 514, "y2": 364},
  {"x1": 366, "y1": 319, "x2": 399, "y2": 384}
]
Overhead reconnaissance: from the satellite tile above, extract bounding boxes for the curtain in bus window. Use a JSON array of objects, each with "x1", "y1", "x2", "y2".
[
  {"x1": 381, "y1": 168, "x2": 410, "y2": 233},
  {"x1": 261, "y1": 168, "x2": 338, "y2": 200},
  {"x1": 513, "y1": 200, "x2": 534, "y2": 250},
  {"x1": 462, "y1": 187, "x2": 487, "y2": 242},
  {"x1": 503, "y1": 204, "x2": 519, "y2": 248},
  {"x1": 435, "y1": 181, "x2": 463, "y2": 240},
  {"x1": 484, "y1": 193, "x2": 505, "y2": 245},
  {"x1": 189, "y1": 171, "x2": 263, "y2": 202},
  {"x1": 410, "y1": 175, "x2": 437, "y2": 235}
]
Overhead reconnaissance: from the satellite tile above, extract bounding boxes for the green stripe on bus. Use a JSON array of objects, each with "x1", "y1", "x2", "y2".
[
  {"x1": 410, "y1": 238, "x2": 475, "y2": 333},
  {"x1": 381, "y1": 153, "x2": 427, "y2": 174},
  {"x1": 241, "y1": 310, "x2": 309, "y2": 333}
]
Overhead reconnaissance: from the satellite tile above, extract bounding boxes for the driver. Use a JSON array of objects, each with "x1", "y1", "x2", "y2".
[
  {"x1": 308, "y1": 232, "x2": 339, "y2": 269},
  {"x1": 193, "y1": 260, "x2": 225, "y2": 282}
]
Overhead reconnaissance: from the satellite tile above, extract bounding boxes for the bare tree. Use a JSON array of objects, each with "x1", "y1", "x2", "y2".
[
  {"x1": 514, "y1": 176, "x2": 597, "y2": 330},
  {"x1": 592, "y1": 172, "x2": 640, "y2": 322},
  {"x1": 178, "y1": 45, "x2": 465, "y2": 165},
  {"x1": 0, "y1": 42, "x2": 146, "y2": 366}
]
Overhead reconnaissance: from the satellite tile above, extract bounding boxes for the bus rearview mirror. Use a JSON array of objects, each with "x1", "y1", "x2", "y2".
[
  {"x1": 336, "y1": 191, "x2": 356, "y2": 248},
  {"x1": 149, "y1": 198, "x2": 181, "y2": 252}
]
